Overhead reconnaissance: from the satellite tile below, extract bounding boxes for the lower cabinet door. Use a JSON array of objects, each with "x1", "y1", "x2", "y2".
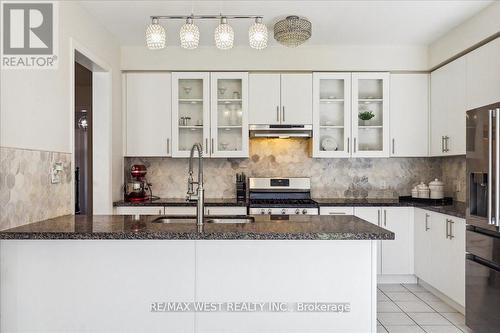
[
  {"x1": 414, "y1": 208, "x2": 432, "y2": 282},
  {"x1": 380, "y1": 207, "x2": 413, "y2": 275},
  {"x1": 354, "y1": 207, "x2": 382, "y2": 274}
]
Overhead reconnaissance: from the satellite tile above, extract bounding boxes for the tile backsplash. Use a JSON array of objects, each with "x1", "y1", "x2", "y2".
[
  {"x1": 0, "y1": 147, "x2": 72, "y2": 231},
  {"x1": 125, "y1": 138, "x2": 465, "y2": 201}
]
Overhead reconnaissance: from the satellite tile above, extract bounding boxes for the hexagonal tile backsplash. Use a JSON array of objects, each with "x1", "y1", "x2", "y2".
[{"x1": 0, "y1": 147, "x2": 72, "y2": 231}]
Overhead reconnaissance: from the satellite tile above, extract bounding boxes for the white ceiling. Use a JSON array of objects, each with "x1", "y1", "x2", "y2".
[{"x1": 79, "y1": 0, "x2": 493, "y2": 47}]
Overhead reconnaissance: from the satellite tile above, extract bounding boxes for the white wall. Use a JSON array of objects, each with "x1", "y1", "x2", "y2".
[
  {"x1": 121, "y1": 45, "x2": 428, "y2": 71},
  {"x1": 0, "y1": 2, "x2": 123, "y2": 203},
  {"x1": 429, "y1": 1, "x2": 500, "y2": 68}
]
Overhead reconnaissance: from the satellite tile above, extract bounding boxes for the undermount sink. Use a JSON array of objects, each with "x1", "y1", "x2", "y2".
[{"x1": 151, "y1": 216, "x2": 255, "y2": 224}]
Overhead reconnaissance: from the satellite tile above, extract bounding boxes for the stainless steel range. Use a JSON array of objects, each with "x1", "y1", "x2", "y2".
[{"x1": 248, "y1": 177, "x2": 319, "y2": 215}]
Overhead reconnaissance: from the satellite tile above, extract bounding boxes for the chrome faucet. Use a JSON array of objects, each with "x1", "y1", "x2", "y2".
[{"x1": 186, "y1": 143, "x2": 204, "y2": 226}]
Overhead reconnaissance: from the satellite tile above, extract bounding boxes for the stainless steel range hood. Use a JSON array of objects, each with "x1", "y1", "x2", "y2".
[{"x1": 249, "y1": 125, "x2": 312, "y2": 138}]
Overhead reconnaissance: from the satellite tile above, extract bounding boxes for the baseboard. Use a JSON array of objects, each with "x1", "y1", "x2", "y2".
[
  {"x1": 378, "y1": 274, "x2": 418, "y2": 284},
  {"x1": 417, "y1": 278, "x2": 465, "y2": 314}
]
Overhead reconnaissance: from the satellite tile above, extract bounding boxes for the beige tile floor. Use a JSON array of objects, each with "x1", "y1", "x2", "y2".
[{"x1": 377, "y1": 284, "x2": 472, "y2": 333}]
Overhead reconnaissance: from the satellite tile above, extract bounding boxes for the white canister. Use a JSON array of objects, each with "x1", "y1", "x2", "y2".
[
  {"x1": 417, "y1": 182, "x2": 430, "y2": 199},
  {"x1": 429, "y1": 179, "x2": 444, "y2": 199},
  {"x1": 411, "y1": 187, "x2": 419, "y2": 198}
]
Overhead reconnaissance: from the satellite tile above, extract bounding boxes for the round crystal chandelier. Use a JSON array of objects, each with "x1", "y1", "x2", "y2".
[
  {"x1": 145, "y1": 17, "x2": 166, "y2": 50},
  {"x1": 214, "y1": 17, "x2": 234, "y2": 50},
  {"x1": 248, "y1": 17, "x2": 268, "y2": 50},
  {"x1": 180, "y1": 17, "x2": 200, "y2": 49},
  {"x1": 274, "y1": 15, "x2": 311, "y2": 47}
]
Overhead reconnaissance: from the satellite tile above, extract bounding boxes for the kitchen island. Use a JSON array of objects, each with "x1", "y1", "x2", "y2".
[{"x1": 0, "y1": 215, "x2": 393, "y2": 333}]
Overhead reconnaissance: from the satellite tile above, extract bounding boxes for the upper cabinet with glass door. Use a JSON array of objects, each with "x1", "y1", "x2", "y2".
[
  {"x1": 312, "y1": 73, "x2": 351, "y2": 157},
  {"x1": 352, "y1": 73, "x2": 390, "y2": 157},
  {"x1": 171, "y1": 72, "x2": 210, "y2": 157},
  {"x1": 210, "y1": 72, "x2": 249, "y2": 158}
]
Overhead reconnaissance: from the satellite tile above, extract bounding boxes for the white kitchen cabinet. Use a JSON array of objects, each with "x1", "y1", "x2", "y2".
[
  {"x1": 115, "y1": 206, "x2": 165, "y2": 215},
  {"x1": 352, "y1": 73, "x2": 390, "y2": 157},
  {"x1": 466, "y1": 37, "x2": 500, "y2": 110},
  {"x1": 319, "y1": 206, "x2": 354, "y2": 215},
  {"x1": 248, "y1": 74, "x2": 281, "y2": 125},
  {"x1": 354, "y1": 207, "x2": 413, "y2": 276},
  {"x1": 281, "y1": 74, "x2": 313, "y2": 124},
  {"x1": 124, "y1": 72, "x2": 172, "y2": 156},
  {"x1": 172, "y1": 72, "x2": 211, "y2": 157},
  {"x1": 414, "y1": 209, "x2": 465, "y2": 306},
  {"x1": 390, "y1": 74, "x2": 429, "y2": 157},
  {"x1": 312, "y1": 73, "x2": 352, "y2": 158},
  {"x1": 249, "y1": 73, "x2": 312, "y2": 125},
  {"x1": 430, "y1": 57, "x2": 467, "y2": 156},
  {"x1": 210, "y1": 72, "x2": 249, "y2": 158}
]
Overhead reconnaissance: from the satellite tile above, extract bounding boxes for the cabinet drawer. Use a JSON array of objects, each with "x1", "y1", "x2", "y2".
[
  {"x1": 205, "y1": 206, "x2": 247, "y2": 216},
  {"x1": 320, "y1": 207, "x2": 354, "y2": 215},
  {"x1": 115, "y1": 206, "x2": 164, "y2": 215},
  {"x1": 164, "y1": 206, "x2": 197, "y2": 216}
]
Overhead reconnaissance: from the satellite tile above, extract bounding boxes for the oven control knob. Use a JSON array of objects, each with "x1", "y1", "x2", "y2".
[
  {"x1": 260, "y1": 209, "x2": 266, "y2": 215},
  {"x1": 295, "y1": 208, "x2": 300, "y2": 215},
  {"x1": 281, "y1": 208, "x2": 287, "y2": 215},
  {"x1": 302, "y1": 209, "x2": 308, "y2": 215},
  {"x1": 267, "y1": 209, "x2": 272, "y2": 215}
]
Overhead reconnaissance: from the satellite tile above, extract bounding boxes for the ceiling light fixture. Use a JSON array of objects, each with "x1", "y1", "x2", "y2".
[
  {"x1": 145, "y1": 17, "x2": 166, "y2": 50},
  {"x1": 249, "y1": 17, "x2": 268, "y2": 50},
  {"x1": 180, "y1": 16, "x2": 200, "y2": 49},
  {"x1": 214, "y1": 17, "x2": 234, "y2": 50},
  {"x1": 145, "y1": 15, "x2": 266, "y2": 50},
  {"x1": 274, "y1": 15, "x2": 312, "y2": 47}
]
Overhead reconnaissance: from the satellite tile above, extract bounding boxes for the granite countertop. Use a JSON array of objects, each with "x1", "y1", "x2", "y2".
[
  {"x1": 0, "y1": 214, "x2": 394, "y2": 241},
  {"x1": 313, "y1": 198, "x2": 465, "y2": 219},
  {"x1": 113, "y1": 198, "x2": 247, "y2": 207}
]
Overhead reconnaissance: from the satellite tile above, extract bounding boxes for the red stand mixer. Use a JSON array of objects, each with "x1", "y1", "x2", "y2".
[{"x1": 125, "y1": 164, "x2": 155, "y2": 202}]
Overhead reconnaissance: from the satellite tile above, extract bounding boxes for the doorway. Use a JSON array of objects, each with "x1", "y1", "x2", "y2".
[{"x1": 74, "y1": 63, "x2": 93, "y2": 215}]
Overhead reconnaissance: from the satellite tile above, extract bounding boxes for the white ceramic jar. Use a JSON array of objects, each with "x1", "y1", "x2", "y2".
[
  {"x1": 429, "y1": 178, "x2": 444, "y2": 199},
  {"x1": 417, "y1": 182, "x2": 430, "y2": 199}
]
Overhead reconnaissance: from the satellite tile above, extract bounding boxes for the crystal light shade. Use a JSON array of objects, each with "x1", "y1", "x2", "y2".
[
  {"x1": 214, "y1": 17, "x2": 234, "y2": 50},
  {"x1": 145, "y1": 18, "x2": 166, "y2": 50},
  {"x1": 274, "y1": 15, "x2": 311, "y2": 47},
  {"x1": 248, "y1": 17, "x2": 268, "y2": 49},
  {"x1": 180, "y1": 17, "x2": 200, "y2": 49}
]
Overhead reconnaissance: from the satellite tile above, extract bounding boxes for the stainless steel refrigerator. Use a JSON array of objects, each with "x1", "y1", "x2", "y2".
[{"x1": 466, "y1": 102, "x2": 500, "y2": 333}]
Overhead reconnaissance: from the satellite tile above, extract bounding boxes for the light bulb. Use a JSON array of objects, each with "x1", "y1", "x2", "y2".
[
  {"x1": 145, "y1": 17, "x2": 166, "y2": 50},
  {"x1": 249, "y1": 17, "x2": 268, "y2": 49},
  {"x1": 214, "y1": 17, "x2": 234, "y2": 50},
  {"x1": 180, "y1": 17, "x2": 200, "y2": 49}
]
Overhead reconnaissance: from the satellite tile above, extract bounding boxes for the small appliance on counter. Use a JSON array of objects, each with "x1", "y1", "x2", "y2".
[
  {"x1": 124, "y1": 164, "x2": 158, "y2": 202},
  {"x1": 236, "y1": 173, "x2": 247, "y2": 202}
]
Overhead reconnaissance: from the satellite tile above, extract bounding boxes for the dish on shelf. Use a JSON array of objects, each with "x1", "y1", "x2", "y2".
[{"x1": 321, "y1": 136, "x2": 338, "y2": 151}]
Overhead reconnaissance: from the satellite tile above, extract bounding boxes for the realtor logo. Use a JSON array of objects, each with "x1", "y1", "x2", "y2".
[{"x1": 1, "y1": 1, "x2": 58, "y2": 69}]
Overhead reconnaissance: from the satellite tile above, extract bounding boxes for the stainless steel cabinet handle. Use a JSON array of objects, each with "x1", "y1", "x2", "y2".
[
  {"x1": 425, "y1": 213, "x2": 430, "y2": 231},
  {"x1": 167, "y1": 138, "x2": 170, "y2": 155},
  {"x1": 282, "y1": 106, "x2": 285, "y2": 122},
  {"x1": 354, "y1": 138, "x2": 357, "y2": 153},
  {"x1": 276, "y1": 106, "x2": 280, "y2": 122},
  {"x1": 445, "y1": 219, "x2": 450, "y2": 239},
  {"x1": 377, "y1": 210, "x2": 381, "y2": 226},
  {"x1": 441, "y1": 136, "x2": 445, "y2": 153},
  {"x1": 383, "y1": 209, "x2": 387, "y2": 227},
  {"x1": 329, "y1": 212, "x2": 346, "y2": 215},
  {"x1": 488, "y1": 110, "x2": 494, "y2": 225},
  {"x1": 445, "y1": 136, "x2": 450, "y2": 152},
  {"x1": 449, "y1": 219, "x2": 455, "y2": 239},
  {"x1": 159, "y1": 209, "x2": 162, "y2": 215},
  {"x1": 205, "y1": 138, "x2": 209, "y2": 154},
  {"x1": 347, "y1": 138, "x2": 350, "y2": 153},
  {"x1": 392, "y1": 138, "x2": 395, "y2": 155},
  {"x1": 496, "y1": 108, "x2": 500, "y2": 227},
  {"x1": 211, "y1": 138, "x2": 214, "y2": 153}
]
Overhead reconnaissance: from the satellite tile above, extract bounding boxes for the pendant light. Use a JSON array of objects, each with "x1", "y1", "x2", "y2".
[
  {"x1": 145, "y1": 17, "x2": 166, "y2": 50},
  {"x1": 214, "y1": 17, "x2": 234, "y2": 50},
  {"x1": 248, "y1": 17, "x2": 268, "y2": 49},
  {"x1": 180, "y1": 16, "x2": 200, "y2": 49}
]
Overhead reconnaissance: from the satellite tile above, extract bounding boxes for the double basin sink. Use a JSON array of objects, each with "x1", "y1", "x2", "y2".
[{"x1": 152, "y1": 216, "x2": 255, "y2": 224}]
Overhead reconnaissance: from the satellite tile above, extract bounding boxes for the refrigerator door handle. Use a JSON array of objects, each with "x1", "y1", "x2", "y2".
[
  {"x1": 489, "y1": 109, "x2": 494, "y2": 225},
  {"x1": 496, "y1": 108, "x2": 500, "y2": 227}
]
